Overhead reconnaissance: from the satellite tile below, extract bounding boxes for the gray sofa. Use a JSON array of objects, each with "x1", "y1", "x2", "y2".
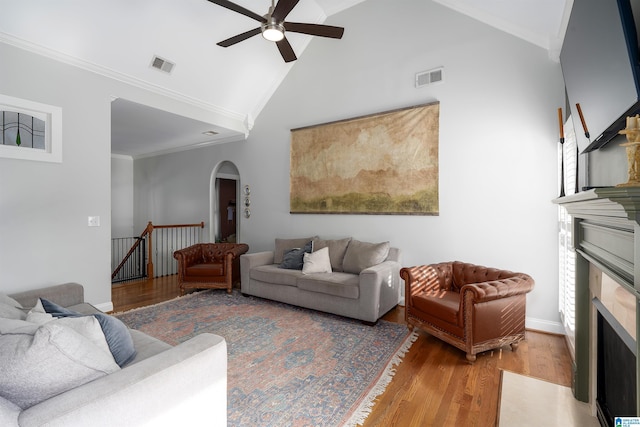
[
  {"x1": 240, "y1": 236, "x2": 402, "y2": 323},
  {"x1": 0, "y1": 283, "x2": 227, "y2": 427}
]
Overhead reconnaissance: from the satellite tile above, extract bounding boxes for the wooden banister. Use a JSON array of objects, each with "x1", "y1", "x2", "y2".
[
  {"x1": 145, "y1": 221, "x2": 154, "y2": 278},
  {"x1": 152, "y1": 222, "x2": 205, "y2": 229},
  {"x1": 112, "y1": 221, "x2": 205, "y2": 281}
]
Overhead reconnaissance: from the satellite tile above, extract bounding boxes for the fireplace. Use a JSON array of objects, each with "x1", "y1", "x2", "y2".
[
  {"x1": 594, "y1": 298, "x2": 637, "y2": 426},
  {"x1": 555, "y1": 187, "x2": 640, "y2": 421}
]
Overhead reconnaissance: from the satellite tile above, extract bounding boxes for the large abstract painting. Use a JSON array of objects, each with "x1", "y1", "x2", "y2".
[{"x1": 290, "y1": 102, "x2": 439, "y2": 215}]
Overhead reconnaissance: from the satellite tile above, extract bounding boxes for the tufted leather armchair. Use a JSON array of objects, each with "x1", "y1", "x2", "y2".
[
  {"x1": 400, "y1": 261, "x2": 534, "y2": 362},
  {"x1": 173, "y1": 243, "x2": 249, "y2": 295}
]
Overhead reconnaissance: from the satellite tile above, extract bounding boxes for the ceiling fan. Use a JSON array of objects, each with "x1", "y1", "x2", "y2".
[{"x1": 208, "y1": 0, "x2": 344, "y2": 63}]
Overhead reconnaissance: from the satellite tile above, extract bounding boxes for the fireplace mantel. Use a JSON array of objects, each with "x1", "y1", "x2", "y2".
[
  {"x1": 554, "y1": 187, "x2": 640, "y2": 415},
  {"x1": 558, "y1": 187, "x2": 640, "y2": 224}
]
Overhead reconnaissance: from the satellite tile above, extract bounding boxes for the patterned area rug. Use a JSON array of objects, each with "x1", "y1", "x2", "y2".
[{"x1": 116, "y1": 290, "x2": 416, "y2": 427}]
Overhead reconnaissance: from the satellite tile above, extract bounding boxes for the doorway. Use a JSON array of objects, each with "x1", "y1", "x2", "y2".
[
  {"x1": 218, "y1": 178, "x2": 237, "y2": 242},
  {"x1": 210, "y1": 160, "x2": 241, "y2": 243}
]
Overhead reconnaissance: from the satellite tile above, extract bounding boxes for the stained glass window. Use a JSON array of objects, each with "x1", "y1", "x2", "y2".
[
  {"x1": 1, "y1": 110, "x2": 46, "y2": 150},
  {"x1": 0, "y1": 94, "x2": 62, "y2": 163}
]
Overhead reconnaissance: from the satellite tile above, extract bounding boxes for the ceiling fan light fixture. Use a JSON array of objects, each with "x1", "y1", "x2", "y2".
[
  {"x1": 262, "y1": 20, "x2": 284, "y2": 42},
  {"x1": 210, "y1": 0, "x2": 344, "y2": 63}
]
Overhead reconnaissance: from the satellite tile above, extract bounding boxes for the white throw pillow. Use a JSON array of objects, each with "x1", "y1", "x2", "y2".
[
  {"x1": 0, "y1": 317, "x2": 120, "y2": 409},
  {"x1": 25, "y1": 299, "x2": 113, "y2": 359},
  {"x1": 0, "y1": 293, "x2": 23, "y2": 309},
  {"x1": 25, "y1": 299, "x2": 55, "y2": 325},
  {"x1": 0, "y1": 396, "x2": 20, "y2": 426},
  {"x1": 0, "y1": 292, "x2": 26, "y2": 320},
  {"x1": 0, "y1": 302, "x2": 25, "y2": 320},
  {"x1": 302, "y1": 247, "x2": 333, "y2": 274}
]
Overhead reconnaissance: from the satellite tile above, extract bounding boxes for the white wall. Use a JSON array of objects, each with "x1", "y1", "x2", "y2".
[
  {"x1": 111, "y1": 155, "x2": 134, "y2": 238},
  {"x1": 134, "y1": 0, "x2": 566, "y2": 331},
  {"x1": 0, "y1": 42, "x2": 112, "y2": 304},
  {"x1": 133, "y1": 150, "x2": 222, "y2": 239},
  {"x1": 0, "y1": 42, "x2": 231, "y2": 307}
]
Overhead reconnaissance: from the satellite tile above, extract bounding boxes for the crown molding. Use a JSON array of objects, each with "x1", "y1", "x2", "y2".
[
  {"x1": 129, "y1": 133, "x2": 247, "y2": 160},
  {"x1": 0, "y1": 32, "x2": 249, "y2": 135},
  {"x1": 111, "y1": 153, "x2": 133, "y2": 161}
]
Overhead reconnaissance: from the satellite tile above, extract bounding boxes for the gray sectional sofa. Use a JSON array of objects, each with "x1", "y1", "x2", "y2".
[
  {"x1": 240, "y1": 236, "x2": 402, "y2": 323},
  {"x1": 0, "y1": 283, "x2": 227, "y2": 427}
]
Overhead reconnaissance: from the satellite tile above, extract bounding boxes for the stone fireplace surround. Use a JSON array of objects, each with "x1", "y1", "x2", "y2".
[{"x1": 555, "y1": 188, "x2": 640, "y2": 422}]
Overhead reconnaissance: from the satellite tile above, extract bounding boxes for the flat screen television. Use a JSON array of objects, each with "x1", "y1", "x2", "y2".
[{"x1": 561, "y1": 0, "x2": 640, "y2": 153}]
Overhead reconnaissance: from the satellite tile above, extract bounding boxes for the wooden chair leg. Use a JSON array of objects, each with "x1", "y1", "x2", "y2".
[{"x1": 466, "y1": 353, "x2": 477, "y2": 362}]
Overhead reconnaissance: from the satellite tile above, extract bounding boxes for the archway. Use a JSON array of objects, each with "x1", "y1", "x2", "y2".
[{"x1": 210, "y1": 161, "x2": 241, "y2": 243}]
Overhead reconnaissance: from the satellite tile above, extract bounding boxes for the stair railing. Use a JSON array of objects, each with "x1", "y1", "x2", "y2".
[{"x1": 112, "y1": 221, "x2": 204, "y2": 281}]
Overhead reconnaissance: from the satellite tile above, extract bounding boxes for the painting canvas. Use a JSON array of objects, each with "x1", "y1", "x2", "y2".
[{"x1": 290, "y1": 102, "x2": 439, "y2": 215}]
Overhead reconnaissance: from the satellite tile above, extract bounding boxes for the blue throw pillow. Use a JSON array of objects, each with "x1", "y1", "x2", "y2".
[
  {"x1": 40, "y1": 298, "x2": 136, "y2": 367},
  {"x1": 39, "y1": 299, "x2": 76, "y2": 316},
  {"x1": 279, "y1": 241, "x2": 313, "y2": 270}
]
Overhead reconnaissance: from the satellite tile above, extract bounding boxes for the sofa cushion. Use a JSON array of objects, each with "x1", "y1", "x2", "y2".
[
  {"x1": 273, "y1": 236, "x2": 316, "y2": 264},
  {"x1": 0, "y1": 396, "x2": 20, "y2": 426},
  {"x1": 66, "y1": 302, "x2": 102, "y2": 315},
  {"x1": 127, "y1": 328, "x2": 172, "y2": 365},
  {"x1": 312, "y1": 237, "x2": 351, "y2": 272},
  {"x1": 25, "y1": 300, "x2": 113, "y2": 356},
  {"x1": 185, "y1": 263, "x2": 224, "y2": 277},
  {"x1": 0, "y1": 301, "x2": 26, "y2": 320},
  {"x1": 297, "y1": 273, "x2": 360, "y2": 299},
  {"x1": 0, "y1": 318, "x2": 120, "y2": 409},
  {"x1": 342, "y1": 240, "x2": 391, "y2": 274},
  {"x1": 280, "y1": 241, "x2": 313, "y2": 270},
  {"x1": 0, "y1": 292, "x2": 26, "y2": 320},
  {"x1": 0, "y1": 293, "x2": 23, "y2": 309},
  {"x1": 41, "y1": 299, "x2": 137, "y2": 367},
  {"x1": 39, "y1": 298, "x2": 76, "y2": 316},
  {"x1": 251, "y1": 264, "x2": 304, "y2": 287},
  {"x1": 412, "y1": 290, "x2": 461, "y2": 326},
  {"x1": 302, "y1": 247, "x2": 332, "y2": 274},
  {"x1": 25, "y1": 298, "x2": 56, "y2": 324}
]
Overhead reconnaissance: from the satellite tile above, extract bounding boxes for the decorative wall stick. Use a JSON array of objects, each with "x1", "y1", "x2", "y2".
[{"x1": 576, "y1": 103, "x2": 590, "y2": 139}]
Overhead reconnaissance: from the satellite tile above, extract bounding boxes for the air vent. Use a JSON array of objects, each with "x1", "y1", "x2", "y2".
[
  {"x1": 150, "y1": 55, "x2": 175, "y2": 74},
  {"x1": 415, "y1": 67, "x2": 443, "y2": 88}
]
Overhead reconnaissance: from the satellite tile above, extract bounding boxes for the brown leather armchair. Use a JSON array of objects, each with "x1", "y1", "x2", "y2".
[
  {"x1": 400, "y1": 261, "x2": 534, "y2": 362},
  {"x1": 173, "y1": 243, "x2": 249, "y2": 295}
]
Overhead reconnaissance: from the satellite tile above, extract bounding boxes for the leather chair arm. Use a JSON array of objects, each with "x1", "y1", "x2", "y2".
[
  {"x1": 173, "y1": 245, "x2": 203, "y2": 269},
  {"x1": 460, "y1": 274, "x2": 534, "y2": 303},
  {"x1": 400, "y1": 264, "x2": 452, "y2": 298},
  {"x1": 224, "y1": 243, "x2": 249, "y2": 259},
  {"x1": 199, "y1": 243, "x2": 249, "y2": 262},
  {"x1": 400, "y1": 266, "x2": 429, "y2": 296}
]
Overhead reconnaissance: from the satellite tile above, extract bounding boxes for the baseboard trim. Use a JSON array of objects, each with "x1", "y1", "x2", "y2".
[{"x1": 526, "y1": 317, "x2": 564, "y2": 335}]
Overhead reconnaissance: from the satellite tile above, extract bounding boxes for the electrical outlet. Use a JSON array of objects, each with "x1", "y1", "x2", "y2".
[{"x1": 88, "y1": 216, "x2": 100, "y2": 227}]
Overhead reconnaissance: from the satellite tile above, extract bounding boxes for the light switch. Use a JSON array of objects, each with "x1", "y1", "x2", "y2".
[{"x1": 88, "y1": 216, "x2": 100, "y2": 227}]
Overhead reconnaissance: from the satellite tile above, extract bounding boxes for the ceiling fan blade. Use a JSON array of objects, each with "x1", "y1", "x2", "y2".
[
  {"x1": 284, "y1": 22, "x2": 344, "y2": 39},
  {"x1": 207, "y1": 0, "x2": 265, "y2": 22},
  {"x1": 217, "y1": 27, "x2": 261, "y2": 47},
  {"x1": 276, "y1": 38, "x2": 297, "y2": 62},
  {"x1": 272, "y1": 0, "x2": 300, "y2": 21}
]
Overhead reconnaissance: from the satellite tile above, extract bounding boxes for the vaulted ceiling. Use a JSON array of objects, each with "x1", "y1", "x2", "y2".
[{"x1": 0, "y1": 0, "x2": 571, "y2": 157}]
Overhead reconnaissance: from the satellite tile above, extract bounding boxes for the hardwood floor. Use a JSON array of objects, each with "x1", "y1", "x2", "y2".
[
  {"x1": 112, "y1": 275, "x2": 183, "y2": 313},
  {"x1": 112, "y1": 275, "x2": 573, "y2": 426}
]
